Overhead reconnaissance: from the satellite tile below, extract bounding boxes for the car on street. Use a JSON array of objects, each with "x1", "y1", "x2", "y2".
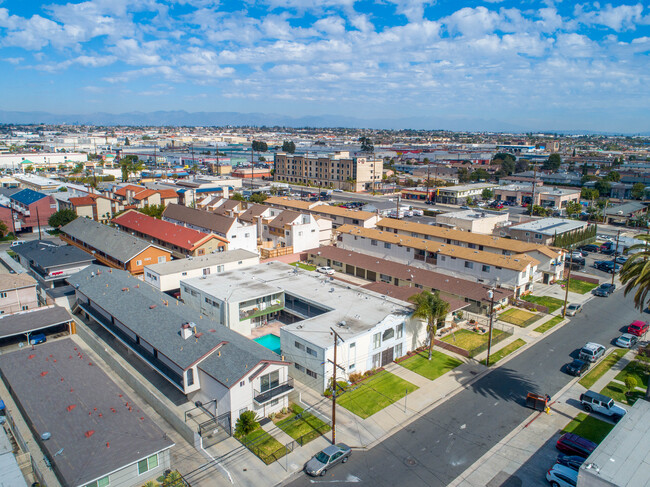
[
  {"x1": 10, "y1": 240, "x2": 26, "y2": 247},
  {"x1": 556, "y1": 454, "x2": 585, "y2": 472},
  {"x1": 333, "y1": 188, "x2": 343, "y2": 192},
  {"x1": 316, "y1": 266, "x2": 335, "y2": 275},
  {"x1": 579, "y1": 390, "x2": 627, "y2": 422},
  {"x1": 615, "y1": 333, "x2": 638, "y2": 348},
  {"x1": 627, "y1": 320, "x2": 649, "y2": 337},
  {"x1": 592, "y1": 283, "x2": 615, "y2": 297},
  {"x1": 460, "y1": 206, "x2": 470, "y2": 210},
  {"x1": 578, "y1": 342, "x2": 606, "y2": 362},
  {"x1": 594, "y1": 261, "x2": 621, "y2": 273},
  {"x1": 304, "y1": 443, "x2": 351, "y2": 476},
  {"x1": 565, "y1": 359, "x2": 589, "y2": 377},
  {"x1": 29, "y1": 333, "x2": 46, "y2": 345},
  {"x1": 615, "y1": 255, "x2": 628, "y2": 265},
  {"x1": 556, "y1": 433, "x2": 598, "y2": 458},
  {"x1": 581, "y1": 244, "x2": 600, "y2": 253},
  {"x1": 546, "y1": 463, "x2": 578, "y2": 487},
  {"x1": 565, "y1": 303, "x2": 582, "y2": 316}
]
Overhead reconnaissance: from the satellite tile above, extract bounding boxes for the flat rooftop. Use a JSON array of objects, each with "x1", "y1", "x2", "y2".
[
  {"x1": 145, "y1": 249, "x2": 258, "y2": 276},
  {"x1": 0, "y1": 339, "x2": 174, "y2": 487},
  {"x1": 0, "y1": 305, "x2": 72, "y2": 339},
  {"x1": 184, "y1": 261, "x2": 412, "y2": 349},
  {"x1": 510, "y1": 218, "x2": 586, "y2": 236},
  {"x1": 437, "y1": 209, "x2": 507, "y2": 221}
]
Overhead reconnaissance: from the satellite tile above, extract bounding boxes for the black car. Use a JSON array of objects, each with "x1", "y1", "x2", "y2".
[
  {"x1": 601, "y1": 248, "x2": 618, "y2": 256},
  {"x1": 556, "y1": 454, "x2": 585, "y2": 472},
  {"x1": 581, "y1": 244, "x2": 600, "y2": 253},
  {"x1": 565, "y1": 359, "x2": 590, "y2": 377},
  {"x1": 594, "y1": 261, "x2": 621, "y2": 273}
]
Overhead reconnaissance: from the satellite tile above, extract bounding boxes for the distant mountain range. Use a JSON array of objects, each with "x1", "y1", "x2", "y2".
[{"x1": 0, "y1": 109, "x2": 644, "y2": 135}]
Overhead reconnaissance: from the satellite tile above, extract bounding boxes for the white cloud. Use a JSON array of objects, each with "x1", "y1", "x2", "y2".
[
  {"x1": 576, "y1": 3, "x2": 648, "y2": 31},
  {"x1": 444, "y1": 7, "x2": 501, "y2": 37}
]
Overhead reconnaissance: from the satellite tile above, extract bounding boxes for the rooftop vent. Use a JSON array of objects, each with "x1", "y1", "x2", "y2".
[{"x1": 181, "y1": 323, "x2": 193, "y2": 340}]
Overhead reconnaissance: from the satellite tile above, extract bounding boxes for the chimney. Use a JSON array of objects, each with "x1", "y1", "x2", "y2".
[{"x1": 180, "y1": 323, "x2": 192, "y2": 340}]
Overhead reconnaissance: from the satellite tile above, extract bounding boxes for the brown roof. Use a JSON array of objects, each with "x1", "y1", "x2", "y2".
[
  {"x1": 69, "y1": 196, "x2": 97, "y2": 207},
  {"x1": 265, "y1": 196, "x2": 318, "y2": 211},
  {"x1": 312, "y1": 205, "x2": 377, "y2": 221},
  {"x1": 157, "y1": 189, "x2": 178, "y2": 199},
  {"x1": 162, "y1": 203, "x2": 236, "y2": 236},
  {"x1": 361, "y1": 281, "x2": 469, "y2": 312},
  {"x1": 239, "y1": 204, "x2": 270, "y2": 223},
  {"x1": 306, "y1": 246, "x2": 512, "y2": 304},
  {"x1": 0, "y1": 273, "x2": 37, "y2": 291},
  {"x1": 269, "y1": 210, "x2": 301, "y2": 230},
  {"x1": 337, "y1": 225, "x2": 539, "y2": 271},
  {"x1": 132, "y1": 189, "x2": 157, "y2": 201}
]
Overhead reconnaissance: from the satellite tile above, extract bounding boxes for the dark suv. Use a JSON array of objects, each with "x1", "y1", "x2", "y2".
[
  {"x1": 565, "y1": 359, "x2": 589, "y2": 377},
  {"x1": 556, "y1": 433, "x2": 597, "y2": 458},
  {"x1": 592, "y1": 283, "x2": 615, "y2": 297}
]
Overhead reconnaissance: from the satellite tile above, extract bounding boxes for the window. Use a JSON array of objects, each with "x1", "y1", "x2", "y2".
[
  {"x1": 396, "y1": 323, "x2": 404, "y2": 339},
  {"x1": 181, "y1": 272, "x2": 187, "y2": 276},
  {"x1": 198, "y1": 249, "x2": 205, "y2": 256},
  {"x1": 294, "y1": 363, "x2": 305, "y2": 372},
  {"x1": 373, "y1": 332, "x2": 381, "y2": 349},
  {"x1": 306, "y1": 347, "x2": 317, "y2": 357},
  {"x1": 186, "y1": 369, "x2": 194, "y2": 387},
  {"x1": 295, "y1": 341, "x2": 305, "y2": 351},
  {"x1": 260, "y1": 370, "x2": 280, "y2": 392},
  {"x1": 482, "y1": 265, "x2": 490, "y2": 273},
  {"x1": 534, "y1": 233, "x2": 543, "y2": 240},
  {"x1": 22, "y1": 305, "x2": 28, "y2": 311},
  {"x1": 269, "y1": 398, "x2": 279, "y2": 407},
  {"x1": 468, "y1": 243, "x2": 476, "y2": 249},
  {"x1": 371, "y1": 239, "x2": 378, "y2": 246},
  {"x1": 464, "y1": 261, "x2": 473, "y2": 269},
  {"x1": 203, "y1": 268, "x2": 210, "y2": 276},
  {"x1": 0, "y1": 292, "x2": 6, "y2": 298},
  {"x1": 240, "y1": 380, "x2": 245, "y2": 387},
  {"x1": 384, "y1": 242, "x2": 391, "y2": 249},
  {"x1": 138, "y1": 454, "x2": 159, "y2": 475},
  {"x1": 306, "y1": 369, "x2": 317, "y2": 378},
  {"x1": 439, "y1": 256, "x2": 445, "y2": 261},
  {"x1": 84, "y1": 476, "x2": 110, "y2": 487},
  {"x1": 382, "y1": 328, "x2": 394, "y2": 340},
  {"x1": 372, "y1": 353, "x2": 381, "y2": 369},
  {"x1": 239, "y1": 407, "x2": 248, "y2": 416},
  {"x1": 332, "y1": 260, "x2": 342, "y2": 267},
  {"x1": 394, "y1": 343, "x2": 403, "y2": 358},
  {"x1": 136, "y1": 260, "x2": 142, "y2": 266}
]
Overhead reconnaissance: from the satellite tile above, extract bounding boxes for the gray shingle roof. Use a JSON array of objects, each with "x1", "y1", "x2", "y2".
[
  {"x1": 0, "y1": 305, "x2": 72, "y2": 339},
  {"x1": 162, "y1": 204, "x2": 236, "y2": 236},
  {"x1": 67, "y1": 265, "x2": 282, "y2": 386},
  {"x1": 0, "y1": 339, "x2": 174, "y2": 487},
  {"x1": 12, "y1": 240, "x2": 95, "y2": 270},
  {"x1": 61, "y1": 217, "x2": 165, "y2": 264}
]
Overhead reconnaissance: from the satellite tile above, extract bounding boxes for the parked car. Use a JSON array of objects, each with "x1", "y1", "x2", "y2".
[
  {"x1": 29, "y1": 333, "x2": 46, "y2": 345},
  {"x1": 316, "y1": 266, "x2": 335, "y2": 275},
  {"x1": 565, "y1": 303, "x2": 582, "y2": 317},
  {"x1": 627, "y1": 320, "x2": 649, "y2": 337},
  {"x1": 460, "y1": 206, "x2": 471, "y2": 210},
  {"x1": 581, "y1": 244, "x2": 600, "y2": 253},
  {"x1": 594, "y1": 261, "x2": 621, "y2": 273},
  {"x1": 615, "y1": 333, "x2": 638, "y2": 348},
  {"x1": 304, "y1": 443, "x2": 351, "y2": 476},
  {"x1": 556, "y1": 433, "x2": 598, "y2": 458},
  {"x1": 556, "y1": 453, "x2": 585, "y2": 472},
  {"x1": 546, "y1": 463, "x2": 578, "y2": 487},
  {"x1": 615, "y1": 255, "x2": 628, "y2": 265},
  {"x1": 578, "y1": 342, "x2": 606, "y2": 362},
  {"x1": 600, "y1": 248, "x2": 618, "y2": 256},
  {"x1": 579, "y1": 390, "x2": 627, "y2": 422},
  {"x1": 565, "y1": 359, "x2": 589, "y2": 377},
  {"x1": 10, "y1": 240, "x2": 26, "y2": 247},
  {"x1": 592, "y1": 283, "x2": 615, "y2": 297}
]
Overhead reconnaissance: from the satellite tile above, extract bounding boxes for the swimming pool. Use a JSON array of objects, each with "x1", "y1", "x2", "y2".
[{"x1": 254, "y1": 334, "x2": 281, "y2": 355}]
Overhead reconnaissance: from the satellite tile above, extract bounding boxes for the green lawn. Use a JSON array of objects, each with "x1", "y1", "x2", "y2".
[
  {"x1": 275, "y1": 405, "x2": 331, "y2": 444},
  {"x1": 614, "y1": 361, "x2": 649, "y2": 388},
  {"x1": 557, "y1": 279, "x2": 599, "y2": 294},
  {"x1": 290, "y1": 262, "x2": 317, "y2": 271},
  {"x1": 599, "y1": 381, "x2": 645, "y2": 406},
  {"x1": 498, "y1": 308, "x2": 541, "y2": 327},
  {"x1": 440, "y1": 329, "x2": 504, "y2": 351},
  {"x1": 562, "y1": 413, "x2": 615, "y2": 444},
  {"x1": 240, "y1": 427, "x2": 287, "y2": 464},
  {"x1": 520, "y1": 295, "x2": 565, "y2": 313},
  {"x1": 579, "y1": 349, "x2": 628, "y2": 389},
  {"x1": 399, "y1": 350, "x2": 462, "y2": 381},
  {"x1": 337, "y1": 370, "x2": 418, "y2": 419},
  {"x1": 534, "y1": 316, "x2": 564, "y2": 333},
  {"x1": 480, "y1": 339, "x2": 526, "y2": 366}
]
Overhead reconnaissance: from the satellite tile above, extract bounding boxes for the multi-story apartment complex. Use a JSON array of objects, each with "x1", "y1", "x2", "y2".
[{"x1": 273, "y1": 151, "x2": 383, "y2": 192}]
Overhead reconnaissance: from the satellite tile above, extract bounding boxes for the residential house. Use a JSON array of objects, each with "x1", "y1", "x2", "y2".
[
  {"x1": 0, "y1": 273, "x2": 38, "y2": 315},
  {"x1": 265, "y1": 197, "x2": 379, "y2": 228},
  {"x1": 435, "y1": 209, "x2": 510, "y2": 234},
  {"x1": 60, "y1": 217, "x2": 171, "y2": 275},
  {"x1": 8, "y1": 189, "x2": 57, "y2": 233},
  {"x1": 62, "y1": 194, "x2": 121, "y2": 223},
  {"x1": 603, "y1": 201, "x2": 648, "y2": 225},
  {"x1": 507, "y1": 218, "x2": 591, "y2": 246},
  {"x1": 112, "y1": 210, "x2": 228, "y2": 258},
  {"x1": 436, "y1": 183, "x2": 498, "y2": 205},
  {"x1": 494, "y1": 184, "x2": 580, "y2": 208}
]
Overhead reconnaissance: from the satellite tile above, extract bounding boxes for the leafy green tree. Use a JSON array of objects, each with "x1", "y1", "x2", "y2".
[
  {"x1": 631, "y1": 183, "x2": 646, "y2": 200},
  {"x1": 162, "y1": 470, "x2": 185, "y2": 487},
  {"x1": 249, "y1": 192, "x2": 268, "y2": 204},
  {"x1": 73, "y1": 162, "x2": 85, "y2": 173},
  {"x1": 281, "y1": 140, "x2": 296, "y2": 153},
  {"x1": 581, "y1": 187, "x2": 599, "y2": 200},
  {"x1": 230, "y1": 192, "x2": 246, "y2": 201},
  {"x1": 457, "y1": 168, "x2": 471, "y2": 183},
  {"x1": 408, "y1": 290, "x2": 450, "y2": 360},
  {"x1": 565, "y1": 201, "x2": 582, "y2": 217},
  {"x1": 624, "y1": 376, "x2": 638, "y2": 395},
  {"x1": 515, "y1": 159, "x2": 529, "y2": 173},
  {"x1": 48, "y1": 209, "x2": 78, "y2": 228},
  {"x1": 482, "y1": 188, "x2": 494, "y2": 200},
  {"x1": 594, "y1": 179, "x2": 611, "y2": 196},
  {"x1": 492, "y1": 153, "x2": 515, "y2": 164},
  {"x1": 358, "y1": 136, "x2": 374, "y2": 152},
  {"x1": 0, "y1": 221, "x2": 8, "y2": 238},
  {"x1": 124, "y1": 137, "x2": 130, "y2": 146},
  {"x1": 543, "y1": 153, "x2": 561, "y2": 171},
  {"x1": 234, "y1": 410, "x2": 259, "y2": 438},
  {"x1": 470, "y1": 168, "x2": 490, "y2": 181},
  {"x1": 251, "y1": 140, "x2": 268, "y2": 152},
  {"x1": 605, "y1": 171, "x2": 621, "y2": 182},
  {"x1": 139, "y1": 204, "x2": 165, "y2": 219}
]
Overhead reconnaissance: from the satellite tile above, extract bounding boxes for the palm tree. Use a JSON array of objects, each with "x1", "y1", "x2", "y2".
[
  {"x1": 619, "y1": 233, "x2": 650, "y2": 400},
  {"x1": 408, "y1": 290, "x2": 450, "y2": 360}
]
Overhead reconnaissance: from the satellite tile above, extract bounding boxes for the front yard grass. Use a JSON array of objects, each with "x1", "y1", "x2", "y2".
[
  {"x1": 599, "y1": 381, "x2": 644, "y2": 406},
  {"x1": 579, "y1": 349, "x2": 628, "y2": 389},
  {"x1": 440, "y1": 329, "x2": 504, "y2": 351},
  {"x1": 289, "y1": 262, "x2": 317, "y2": 271},
  {"x1": 557, "y1": 279, "x2": 599, "y2": 294},
  {"x1": 533, "y1": 316, "x2": 564, "y2": 334},
  {"x1": 562, "y1": 413, "x2": 615, "y2": 444},
  {"x1": 275, "y1": 405, "x2": 331, "y2": 444},
  {"x1": 480, "y1": 339, "x2": 526, "y2": 366},
  {"x1": 498, "y1": 308, "x2": 541, "y2": 327},
  {"x1": 337, "y1": 370, "x2": 418, "y2": 419},
  {"x1": 399, "y1": 350, "x2": 462, "y2": 381},
  {"x1": 520, "y1": 294, "x2": 565, "y2": 313},
  {"x1": 614, "y1": 361, "x2": 649, "y2": 388},
  {"x1": 240, "y1": 427, "x2": 287, "y2": 464}
]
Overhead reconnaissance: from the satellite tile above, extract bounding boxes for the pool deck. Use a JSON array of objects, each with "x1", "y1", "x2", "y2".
[{"x1": 248, "y1": 320, "x2": 283, "y2": 339}]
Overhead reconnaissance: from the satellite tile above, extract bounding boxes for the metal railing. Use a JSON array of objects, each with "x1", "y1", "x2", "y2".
[{"x1": 253, "y1": 378, "x2": 294, "y2": 405}]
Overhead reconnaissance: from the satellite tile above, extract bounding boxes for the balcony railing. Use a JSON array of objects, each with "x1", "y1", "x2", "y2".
[
  {"x1": 239, "y1": 303, "x2": 284, "y2": 321},
  {"x1": 253, "y1": 377, "x2": 294, "y2": 405}
]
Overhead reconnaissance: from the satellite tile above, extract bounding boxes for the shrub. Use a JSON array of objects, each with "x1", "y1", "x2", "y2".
[
  {"x1": 234, "y1": 410, "x2": 258, "y2": 437},
  {"x1": 456, "y1": 311, "x2": 464, "y2": 320},
  {"x1": 281, "y1": 407, "x2": 288, "y2": 415},
  {"x1": 348, "y1": 372, "x2": 363, "y2": 383},
  {"x1": 625, "y1": 376, "x2": 638, "y2": 394}
]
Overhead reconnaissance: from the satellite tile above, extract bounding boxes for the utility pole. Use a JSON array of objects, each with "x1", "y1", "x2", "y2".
[
  {"x1": 485, "y1": 289, "x2": 495, "y2": 366},
  {"x1": 251, "y1": 144, "x2": 254, "y2": 191},
  {"x1": 328, "y1": 327, "x2": 345, "y2": 445},
  {"x1": 396, "y1": 194, "x2": 401, "y2": 218},
  {"x1": 612, "y1": 230, "x2": 620, "y2": 286},
  {"x1": 36, "y1": 207, "x2": 42, "y2": 240},
  {"x1": 530, "y1": 162, "x2": 537, "y2": 217},
  {"x1": 562, "y1": 250, "x2": 574, "y2": 318}
]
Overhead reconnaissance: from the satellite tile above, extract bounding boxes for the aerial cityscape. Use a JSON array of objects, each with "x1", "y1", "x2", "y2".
[{"x1": 0, "y1": 2, "x2": 649, "y2": 487}]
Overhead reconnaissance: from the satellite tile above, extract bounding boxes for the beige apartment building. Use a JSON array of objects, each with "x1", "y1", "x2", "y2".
[{"x1": 273, "y1": 151, "x2": 383, "y2": 192}]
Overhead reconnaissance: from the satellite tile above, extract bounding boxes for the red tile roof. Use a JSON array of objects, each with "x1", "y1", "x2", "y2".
[
  {"x1": 114, "y1": 185, "x2": 145, "y2": 197},
  {"x1": 69, "y1": 196, "x2": 98, "y2": 207},
  {"x1": 157, "y1": 189, "x2": 178, "y2": 199},
  {"x1": 112, "y1": 210, "x2": 227, "y2": 251},
  {"x1": 132, "y1": 189, "x2": 157, "y2": 201}
]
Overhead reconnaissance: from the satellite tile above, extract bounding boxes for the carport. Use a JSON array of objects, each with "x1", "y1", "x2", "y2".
[{"x1": 0, "y1": 306, "x2": 74, "y2": 346}]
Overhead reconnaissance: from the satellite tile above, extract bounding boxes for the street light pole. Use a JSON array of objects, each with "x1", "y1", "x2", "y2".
[{"x1": 485, "y1": 289, "x2": 495, "y2": 366}]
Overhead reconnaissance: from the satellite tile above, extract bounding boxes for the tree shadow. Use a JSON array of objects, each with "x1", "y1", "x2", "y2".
[
  {"x1": 509, "y1": 433, "x2": 565, "y2": 487},
  {"x1": 469, "y1": 366, "x2": 541, "y2": 405}
]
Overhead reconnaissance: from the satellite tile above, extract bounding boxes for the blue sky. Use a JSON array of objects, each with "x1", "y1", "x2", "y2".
[{"x1": 0, "y1": 0, "x2": 649, "y2": 132}]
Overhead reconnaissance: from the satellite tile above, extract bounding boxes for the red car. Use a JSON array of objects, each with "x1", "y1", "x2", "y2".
[
  {"x1": 556, "y1": 433, "x2": 597, "y2": 458},
  {"x1": 627, "y1": 320, "x2": 649, "y2": 337}
]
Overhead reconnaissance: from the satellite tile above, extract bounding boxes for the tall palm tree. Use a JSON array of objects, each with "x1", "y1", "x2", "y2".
[
  {"x1": 619, "y1": 233, "x2": 650, "y2": 400},
  {"x1": 409, "y1": 290, "x2": 450, "y2": 360}
]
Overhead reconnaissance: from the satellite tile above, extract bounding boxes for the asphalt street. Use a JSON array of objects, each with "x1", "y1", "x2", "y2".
[{"x1": 286, "y1": 289, "x2": 643, "y2": 487}]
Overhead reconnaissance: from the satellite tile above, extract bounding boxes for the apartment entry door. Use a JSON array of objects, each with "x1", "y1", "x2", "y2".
[{"x1": 381, "y1": 347, "x2": 394, "y2": 367}]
